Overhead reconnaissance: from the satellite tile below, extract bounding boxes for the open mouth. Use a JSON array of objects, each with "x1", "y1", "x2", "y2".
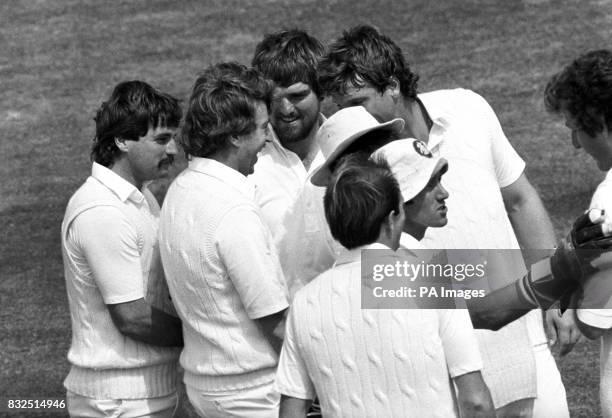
[{"x1": 278, "y1": 116, "x2": 300, "y2": 124}]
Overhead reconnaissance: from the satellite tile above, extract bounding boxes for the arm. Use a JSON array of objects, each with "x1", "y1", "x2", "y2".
[
  {"x1": 276, "y1": 305, "x2": 317, "y2": 410},
  {"x1": 254, "y1": 308, "x2": 287, "y2": 355},
  {"x1": 501, "y1": 172, "x2": 556, "y2": 260},
  {"x1": 73, "y1": 207, "x2": 183, "y2": 345},
  {"x1": 436, "y1": 309, "x2": 494, "y2": 416},
  {"x1": 216, "y1": 206, "x2": 289, "y2": 339},
  {"x1": 469, "y1": 221, "x2": 611, "y2": 329},
  {"x1": 108, "y1": 298, "x2": 183, "y2": 347},
  {"x1": 279, "y1": 395, "x2": 311, "y2": 418},
  {"x1": 453, "y1": 371, "x2": 494, "y2": 418},
  {"x1": 467, "y1": 281, "x2": 533, "y2": 330}
]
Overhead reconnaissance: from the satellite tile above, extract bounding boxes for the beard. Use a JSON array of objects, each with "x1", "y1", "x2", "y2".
[{"x1": 273, "y1": 111, "x2": 319, "y2": 145}]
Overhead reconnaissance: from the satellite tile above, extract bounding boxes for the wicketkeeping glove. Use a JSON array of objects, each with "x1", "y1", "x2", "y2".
[{"x1": 517, "y1": 209, "x2": 612, "y2": 309}]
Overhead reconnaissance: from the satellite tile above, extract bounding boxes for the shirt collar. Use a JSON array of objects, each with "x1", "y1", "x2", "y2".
[
  {"x1": 399, "y1": 232, "x2": 427, "y2": 250},
  {"x1": 91, "y1": 162, "x2": 144, "y2": 204},
  {"x1": 334, "y1": 242, "x2": 393, "y2": 266},
  {"x1": 188, "y1": 157, "x2": 255, "y2": 199},
  {"x1": 418, "y1": 92, "x2": 451, "y2": 151}
]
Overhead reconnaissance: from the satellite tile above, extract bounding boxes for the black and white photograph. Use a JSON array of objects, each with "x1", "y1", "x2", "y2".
[{"x1": 2, "y1": 0, "x2": 612, "y2": 416}]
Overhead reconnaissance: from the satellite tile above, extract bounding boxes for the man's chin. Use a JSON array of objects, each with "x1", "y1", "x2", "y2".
[
  {"x1": 276, "y1": 124, "x2": 310, "y2": 144},
  {"x1": 597, "y1": 160, "x2": 612, "y2": 171},
  {"x1": 156, "y1": 170, "x2": 170, "y2": 179}
]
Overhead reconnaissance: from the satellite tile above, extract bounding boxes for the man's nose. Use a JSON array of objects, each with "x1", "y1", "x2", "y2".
[
  {"x1": 279, "y1": 98, "x2": 296, "y2": 114},
  {"x1": 438, "y1": 184, "x2": 449, "y2": 200},
  {"x1": 166, "y1": 137, "x2": 178, "y2": 154}
]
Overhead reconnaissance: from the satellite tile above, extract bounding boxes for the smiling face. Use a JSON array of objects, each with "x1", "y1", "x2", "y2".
[
  {"x1": 236, "y1": 101, "x2": 271, "y2": 176},
  {"x1": 403, "y1": 163, "x2": 449, "y2": 232},
  {"x1": 270, "y1": 82, "x2": 321, "y2": 145},
  {"x1": 562, "y1": 108, "x2": 612, "y2": 171},
  {"x1": 124, "y1": 125, "x2": 178, "y2": 185}
]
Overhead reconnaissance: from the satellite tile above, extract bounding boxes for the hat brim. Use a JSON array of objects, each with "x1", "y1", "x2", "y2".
[{"x1": 311, "y1": 117, "x2": 405, "y2": 187}]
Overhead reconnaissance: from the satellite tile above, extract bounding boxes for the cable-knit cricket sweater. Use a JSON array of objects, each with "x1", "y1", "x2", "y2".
[
  {"x1": 276, "y1": 244, "x2": 483, "y2": 417},
  {"x1": 61, "y1": 163, "x2": 179, "y2": 399},
  {"x1": 159, "y1": 158, "x2": 289, "y2": 393}
]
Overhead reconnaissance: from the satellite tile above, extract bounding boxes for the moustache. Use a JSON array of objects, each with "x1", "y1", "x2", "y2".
[{"x1": 158, "y1": 155, "x2": 174, "y2": 168}]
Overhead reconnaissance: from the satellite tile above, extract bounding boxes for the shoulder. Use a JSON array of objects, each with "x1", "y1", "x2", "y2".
[
  {"x1": 292, "y1": 268, "x2": 334, "y2": 303},
  {"x1": 420, "y1": 88, "x2": 489, "y2": 112},
  {"x1": 64, "y1": 178, "x2": 127, "y2": 228},
  {"x1": 66, "y1": 177, "x2": 115, "y2": 208}
]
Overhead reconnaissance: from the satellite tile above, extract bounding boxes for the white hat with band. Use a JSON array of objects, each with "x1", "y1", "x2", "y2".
[{"x1": 311, "y1": 106, "x2": 404, "y2": 187}]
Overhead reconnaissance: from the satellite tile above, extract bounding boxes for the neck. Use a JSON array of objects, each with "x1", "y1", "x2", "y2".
[
  {"x1": 403, "y1": 222, "x2": 427, "y2": 241},
  {"x1": 282, "y1": 118, "x2": 321, "y2": 170},
  {"x1": 399, "y1": 97, "x2": 431, "y2": 144},
  {"x1": 207, "y1": 149, "x2": 243, "y2": 176},
  {"x1": 376, "y1": 229, "x2": 400, "y2": 250},
  {"x1": 110, "y1": 158, "x2": 142, "y2": 190}
]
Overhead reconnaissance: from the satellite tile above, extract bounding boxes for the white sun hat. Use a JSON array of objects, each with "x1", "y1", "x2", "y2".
[
  {"x1": 310, "y1": 106, "x2": 404, "y2": 187},
  {"x1": 372, "y1": 138, "x2": 448, "y2": 202}
]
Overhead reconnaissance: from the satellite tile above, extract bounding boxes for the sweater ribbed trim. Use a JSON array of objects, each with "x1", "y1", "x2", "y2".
[
  {"x1": 184, "y1": 367, "x2": 275, "y2": 394},
  {"x1": 64, "y1": 361, "x2": 178, "y2": 399}
]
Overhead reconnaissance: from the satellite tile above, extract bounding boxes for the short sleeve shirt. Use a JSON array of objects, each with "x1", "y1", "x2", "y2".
[{"x1": 64, "y1": 163, "x2": 162, "y2": 305}]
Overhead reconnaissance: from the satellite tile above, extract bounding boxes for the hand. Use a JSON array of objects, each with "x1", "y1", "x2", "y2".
[
  {"x1": 520, "y1": 211, "x2": 612, "y2": 309},
  {"x1": 571, "y1": 209, "x2": 612, "y2": 248},
  {"x1": 545, "y1": 308, "x2": 582, "y2": 356},
  {"x1": 552, "y1": 210, "x2": 612, "y2": 284}
]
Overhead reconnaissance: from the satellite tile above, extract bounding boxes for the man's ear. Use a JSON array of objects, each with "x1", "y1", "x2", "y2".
[
  {"x1": 386, "y1": 77, "x2": 401, "y2": 100},
  {"x1": 228, "y1": 135, "x2": 242, "y2": 149},
  {"x1": 114, "y1": 137, "x2": 130, "y2": 153},
  {"x1": 381, "y1": 209, "x2": 397, "y2": 238}
]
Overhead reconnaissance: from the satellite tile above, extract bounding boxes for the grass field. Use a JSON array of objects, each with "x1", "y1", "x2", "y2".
[{"x1": 2, "y1": 0, "x2": 612, "y2": 416}]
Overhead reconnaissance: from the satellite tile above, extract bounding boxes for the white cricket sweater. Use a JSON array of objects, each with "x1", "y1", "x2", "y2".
[
  {"x1": 61, "y1": 164, "x2": 179, "y2": 399},
  {"x1": 276, "y1": 245, "x2": 483, "y2": 417}
]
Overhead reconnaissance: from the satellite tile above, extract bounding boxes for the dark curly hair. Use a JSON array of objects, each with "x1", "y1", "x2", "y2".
[
  {"x1": 252, "y1": 29, "x2": 325, "y2": 96},
  {"x1": 318, "y1": 25, "x2": 419, "y2": 100},
  {"x1": 324, "y1": 153, "x2": 401, "y2": 249},
  {"x1": 545, "y1": 49, "x2": 612, "y2": 137},
  {"x1": 92, "y1": 80, "x2": 181, "y2": 167},
  {"x1": 180, "y1": 62, "x2": 272, "y2": 158}
]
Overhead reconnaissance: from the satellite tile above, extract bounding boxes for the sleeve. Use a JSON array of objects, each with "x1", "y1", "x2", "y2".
[
  {"x1": 437, "y1": 309, "x2": 483, "y2": 377},
  {"x1": 275, "y1": 305, "x2": 317, "y2": 400},
  {"x1": 216, "y1": 204, "x2": 289, "y2": 319},
  {"x1": 577, "y1": 309, "x2": 612, "y2": 329},
  {"x1": 69, "y1": 206, "x2": 144, "y2": 304},
  {"x1": 577, "y1": 268, "x2": 612, "y2": 329},
  {"x1": 470, "y1": 90, "x2": 526, "y2": 188}
]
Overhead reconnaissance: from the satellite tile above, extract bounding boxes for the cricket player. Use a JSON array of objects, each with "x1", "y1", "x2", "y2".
[
  {"x1": 277, "y1": 154, "x2": 494, "y2": 418},
  {"x1": 545, "y1": 48, "x2": 612, "y2": 417},
  {"x1": 61, "y1": 80, "x2": 183, "y2": 417}
]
